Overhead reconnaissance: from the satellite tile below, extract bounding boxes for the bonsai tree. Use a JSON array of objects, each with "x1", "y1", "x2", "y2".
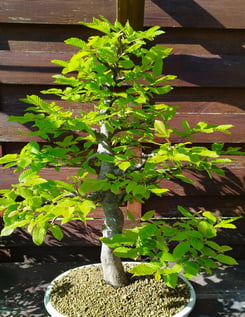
[{"x1": 0, "y1": 17, "x2": 240, "y2": 289}]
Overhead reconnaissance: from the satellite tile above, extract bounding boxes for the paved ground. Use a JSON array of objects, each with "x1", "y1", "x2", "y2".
[{"x1": 0, "y1": 260, "x2": 244, "y2": 317}]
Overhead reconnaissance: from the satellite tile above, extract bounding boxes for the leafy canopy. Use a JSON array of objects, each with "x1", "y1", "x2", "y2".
[{"x1": 0, "y1": 17, "x2": 242, "y2": 280}]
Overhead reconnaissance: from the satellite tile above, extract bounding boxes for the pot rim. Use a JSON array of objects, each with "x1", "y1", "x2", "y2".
[{"x1": 44, "y1": 262, "x2": 196, "y2": 317}]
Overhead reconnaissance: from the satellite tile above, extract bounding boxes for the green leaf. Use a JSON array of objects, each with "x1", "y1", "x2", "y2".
[
  {"x1": 32, "y1": 225, "x2": 47, "y2": 246},
  {"x1": 0, "y1": 154, "x2": 17, "y2": 164},
  {"x1": 113, "y1": 247, "x2": 138, "y2": 258},
  {"x1": 184, "y1": 261, "x2": 200, "y2": 278},
  {"x1": 198, "y1": 257, "x2": 217, "y2": 269},
  {"x1": 190, "y1": 238, "x2": 204, "y2": 250},
  {"x1": 96, "y1": 153, "x2": 114, "y2": 163},
  {"x1": 182, "y1": 120, "x2": 192, "y2": 133},
  {"x1": 159, "y1": 252, "x2": 176, "y2": 262},
  {"x1": 203, "y1": 211, "x2": 217, "y2": 224},
  {"x1": 175, "y1": 174, "x2": 195, "y2": 184},
  {"x1": 214, "y1": 254, "x2": 238, "y2": 265},
  {"x1": 141, "y1": 210, "x2": 155, "y2": 221},
  {"x1": 150, "y1": 188, "x2": 169, "y2": 195},
  {"x1": 205, "y1": 240, "x2": 222, "y2": 251},
  {"x1": 51, "y1": 225, "x2": 64, "y2": 241},
  {"x1": 198, "y1": 221, "x2": 217, "y2": 238},
  {"x1": 173, "y1": 241, "x2": 190, "y2": 258},
  {"x1": 177, "y1": 206, "x2": 194, "y2": 219},
  {"x1": 64, "y1": 37, "x2": 87, "y2": 49},
  {"x1": 163, "y1": 272, "x2": 178, "y2": 288},
  {"x1": 129, "y1": 263, "x2": 161, "y2": 276},
  {"x1": 126, "y1": 210, "x2": 137, "y2": 222},
  {"x1": 152, "y1": 59, "x2": 163, "y2": 76},
  {"x1": 219, "y1": 245, "x2": 233, "y2": 252},
  {"x1": 1, "y1": 226, "x2": 15, "y2": 236},
  {"x1": 118, "y1": 161, "x2": 131, "y2": 171},
  {"x1": 154, "y1": 120, "x2": 170, "y2": 138}
]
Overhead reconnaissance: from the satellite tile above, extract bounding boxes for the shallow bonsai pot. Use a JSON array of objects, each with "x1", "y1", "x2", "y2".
[{"x1": 44, "y1": 262, "x2": 196, "y2": 317}]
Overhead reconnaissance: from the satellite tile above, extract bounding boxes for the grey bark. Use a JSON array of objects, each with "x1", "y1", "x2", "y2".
[{"x1": 97, "y1": 123, "x2": 129, "y2": 288}]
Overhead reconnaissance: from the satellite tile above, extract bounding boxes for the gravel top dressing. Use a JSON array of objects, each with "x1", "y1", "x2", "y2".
[{"x1": 49, "y1": 263, "x2": 190, "y2": 317}]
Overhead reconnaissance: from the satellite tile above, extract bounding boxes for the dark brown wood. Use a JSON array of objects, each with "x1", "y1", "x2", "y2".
[
  {"x1": 1, "y1": 160, "x2": 244, "y2": 194},
  {"x1": 1, "y1": 25, "x2": 244, "y2": 56},
  {"x1": 0, "y1": 0, "x2": 116, "y2": 25},
  {"x1": 117, "y1": 0, "x2": 145, "y2": 30},
  {"x1": 1, "y1": 51, "x2": 245, "y2": 87},
  {"x1": 143, "y1": 195, "x2": 245, "y2": 217},
  {"x1": 1, "y1": 85, "x2": 244, "y2": 115},
  {"x1": 1, "y1": 0, "x2": 245, "y2": 29},
  {"x1": 0, "y1": 0, "x2": 244, "y2": 256},
  {"x1": 144, "y1": 0, "x2": 245, "y2": 29},
  {"x1": 1, "y1": 112, "x2": 243, "y2": 143}
]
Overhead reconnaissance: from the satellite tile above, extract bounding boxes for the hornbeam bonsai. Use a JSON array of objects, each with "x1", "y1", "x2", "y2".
[{"x1": 0, "y1": 17, "x2": 241, "y2": 289}]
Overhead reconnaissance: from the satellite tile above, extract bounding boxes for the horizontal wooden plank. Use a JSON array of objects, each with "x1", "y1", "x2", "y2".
[
  {"x1": 144, "y1": 0, "x2": 245, "y2": 29},
  {"x1": 156, "y1": 87, "x2": 245, "y2": 114},
  {"x1": 155, "y1": 28, "x2": 245, "y2": 56},
  {"x1": 1, "y1": 216, "x2": 245, "y2": 248},
  {"x1": 0, "y1": 0, "x2": 244, "y2": 29},
  {"x1": 0, "y1": 0, "x2": 116, "y2": 25},
  {"x1": 143, "y1": 195, "x2": 245, "y2": 217},
  {"x1": 1, "y1": 51, "x2": 245, "y2": 87},
  {"x1": 1, "y1": 85, "x2": 244, "y2": 115},
  {"x1": 0, "y1": 161, "x2": 244, "y2": 195},
  {"x1": 1, "y1": 24, "x2": 244, "y2": 56},
  {"x1": 0, "y1": 112, "x2": 243, "y2": 143}
]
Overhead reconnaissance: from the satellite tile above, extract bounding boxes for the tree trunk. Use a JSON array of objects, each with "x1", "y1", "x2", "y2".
[
  {"x1": 100, "y1": 191, "x2": 130, "y2": 288},
  {"x1": 97, "y1": 123, "x2": 129, "y2": 288}
]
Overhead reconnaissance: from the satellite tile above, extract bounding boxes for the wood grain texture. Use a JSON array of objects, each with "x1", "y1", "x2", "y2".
[
  {"x1": 0, "y1": 160, "x2": 244, "y2": 195},
  {"x1": 0, "y1": 112, "x2": 243, "y2": 143},
  {"x1": 0, "y1": 0, "x2": 116, "y2": 24},
  {"x1": 1, "y1": 25, "x2": 244, "y2": 56},
  {"x1": 0, "y1": 0, "x2": 245, "y2": 28},
  {"x1": 1, "y1": 85, "x2": 244, "y2": 115},
  {"x1": 1, "y1": 51, "x2": 245, "y2": 87},
  {"x1": 0, "y1": 0, "x2": 244, "y2": 253},
  {"x1": 144, "y1": 0, "x2": 245, "y2": 29}
]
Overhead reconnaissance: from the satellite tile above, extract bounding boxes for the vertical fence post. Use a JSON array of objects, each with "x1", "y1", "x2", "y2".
[{"x1": 117, "y1": 0, "x2": 145, "y2": 30}]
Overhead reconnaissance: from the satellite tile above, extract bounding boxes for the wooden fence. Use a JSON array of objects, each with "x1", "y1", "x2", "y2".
[{"x1": 0, "y1": 0, "x2": 244, "y2": 262}]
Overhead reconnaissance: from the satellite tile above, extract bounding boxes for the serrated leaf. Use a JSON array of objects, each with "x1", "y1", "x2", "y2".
[
  {"x1": 150, "y1": 188, "x2": 169, "y2": 195},
  {"x1": 141, "y1": 210, "x2": 155, "y2": 221},
  {"x1": 173, "y1": 241, "x2": 190, "y2": 258},
  {"x1": 51, "y1": 225, "x2": 64, "y2": 241},
  {"x1": 205, "y1": 240, "x2": 222, "y2": 251},
  {"x1": 215, "y1": 223, "x2": 237, "y2": 229},
  {"x1": 190, "y1": 238, "x2": 204, "y2": 250},
  {"x1": 118, "y1": 161, "x2": 131, "y2": 171},
  {"x1": 32, "y1": 225, "x2": 47, "y2": 246},
  {"x1": 0, "y1": 154, "x2": 18, "y2": 164},
  {"x1": 163, "y1": 272, "x2": 178, "y2": 288},
  {"x1": 154, "y1": 120, "x2": 170, "y2": 138},
  {"x1": 198, "y1": 221, "x2": 217, "y2": 238},
  {"x1": 199, "y1": 257, "x2": 217, "y2": 269},
  {"x1": 214, "y1": 254, "x2": 238, "y2": 265},
  {"x1": 182, "y1": 120, "x2": 192, "y2": 133},
  {"x1": 126, "y1": 210, "x2": 137, "y2": 222},
  {"x1": 96, "y1": 153, "x2": 114, "y2": 163},
  {"x1": 152, "y1": 59, "x2": 163, "y2": 76},
  {"x1": 1, "y1": 226, "x2": 15, "y2": 236},
  {"x1": 159, "y1": 252, "x2": 176, "y2": 262},
  {"x1": 177, "y1": 206, "x2": 194, "y2": 219},
  {"x1": 203, "y1": 211, "x2": 217, "y2": 224},
  {"x1": 113, "y1": 246, "x2": 138, "y2": 258},
  {"x1": 65, "y1": 37, "x2": 87, "y2": 49},
  {"x1": 129, "y1": 263, "x2": 160, "y2": 276}
]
